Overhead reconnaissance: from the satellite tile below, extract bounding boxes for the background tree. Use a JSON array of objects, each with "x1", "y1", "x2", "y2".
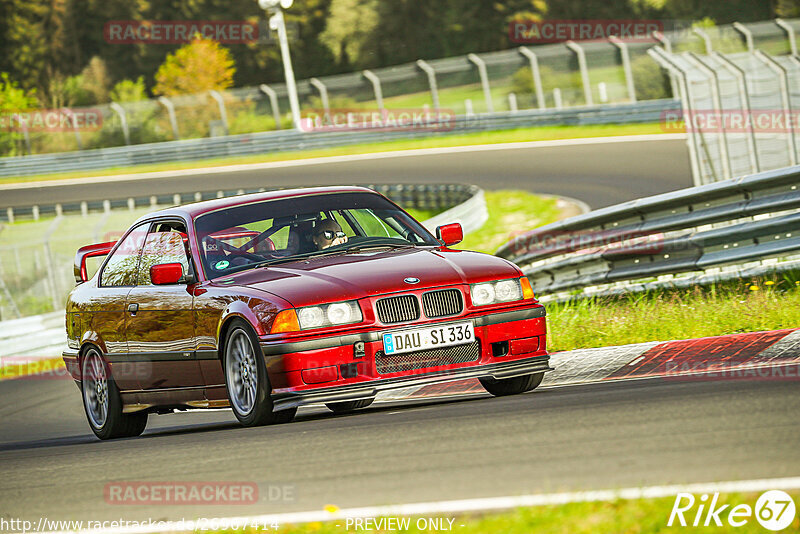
[{"x1": 153, "y1": 37, "x2": 236, "y2": 96}]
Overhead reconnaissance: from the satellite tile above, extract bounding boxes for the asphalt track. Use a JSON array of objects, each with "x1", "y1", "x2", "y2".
[
  {"x1": 6, "y1": 136, "x2": 791, "y2": 527},
  {"x1": 0, "y1": 136, "x2": 692, "y2": 210},
  {"x1": 1, "y1": 376, "x2": 798, "y2": 523}
]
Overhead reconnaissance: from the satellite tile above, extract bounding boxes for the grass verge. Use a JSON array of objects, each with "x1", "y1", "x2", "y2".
[
  {"x1": 547, "y1": 273, "x2": 800, "y2": 352},
  {"x1": 457, "y1": 191, "x2": 566, "y2": 254},
  {"x1": 0, "y1": 122, "x2": 665, "y2": 184},
  {"x1": 218, "y1": 491, "x2": 799, "y2": 533}
]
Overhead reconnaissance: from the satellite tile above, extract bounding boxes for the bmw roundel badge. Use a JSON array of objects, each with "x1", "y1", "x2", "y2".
[{"x1": 404, "y1": 277, "x2": 420, "y2": 284}]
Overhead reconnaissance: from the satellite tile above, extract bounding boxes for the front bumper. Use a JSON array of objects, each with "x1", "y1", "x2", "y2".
[
  {"x1": 263, "y1": 305, "x2": 549, "y2": 411},
  {"x1": 271, "y1": 354, "x2": 551, "y2": 411}
]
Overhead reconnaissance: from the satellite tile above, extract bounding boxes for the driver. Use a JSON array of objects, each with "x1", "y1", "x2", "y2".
[{"x1": 312, "y1": 219, "x2": 348, "y2": 250}]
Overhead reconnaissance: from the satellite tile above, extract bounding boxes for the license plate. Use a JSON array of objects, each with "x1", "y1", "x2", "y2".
[{"x1": 382, "y1": 321, "x2": 474, "y2": 355}]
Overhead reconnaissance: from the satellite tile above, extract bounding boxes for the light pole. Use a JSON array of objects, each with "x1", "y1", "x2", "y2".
[{"x1": 259, "y1": 0, "x2": 302, "y2": 129}]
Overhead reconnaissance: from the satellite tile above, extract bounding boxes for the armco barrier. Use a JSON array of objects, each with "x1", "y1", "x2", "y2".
[
  {"x1": 0, "y1": 100, "x2": 675, "y2": 179},
  {"x1": 496, "y1": 164, "x2": 800, "y2": 300}
]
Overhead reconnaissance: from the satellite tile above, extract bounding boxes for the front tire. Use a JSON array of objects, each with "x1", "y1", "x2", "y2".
[
  {"x1": 326, "y1": 398, "x2": 374, "y2": 414},
  {"x1": 81, "y1": 347, "x2": 147, "y2": 440},
  {"x1": 480, "y1": 372, "x2": 544, "y2": 397},
  {"x1": 223, "y1": 320, "x2": 296, "y2": 426}
]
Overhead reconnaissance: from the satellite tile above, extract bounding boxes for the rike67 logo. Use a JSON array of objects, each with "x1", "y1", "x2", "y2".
[{"x1": 669, "y1": 491, "x2": 797, "y2": 531}]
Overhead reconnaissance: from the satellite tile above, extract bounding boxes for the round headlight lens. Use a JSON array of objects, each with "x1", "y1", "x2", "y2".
[
  {"x1": 495, "y1": 279, "x2": 522, "y2": 302},
  {"x1": 298, "y1": 306, "x2": 325, "y2": 329},
  {"x1": 471, "y1": 283, "x2": 496, "y2": 306},
  {"x1": 327, "y1": 302, "x2": 353, "y2": 324}
]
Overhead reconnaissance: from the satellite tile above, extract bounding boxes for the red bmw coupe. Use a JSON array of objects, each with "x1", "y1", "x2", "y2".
[{"x1": 64, "y1": 186, "x2": 550, "y2": 439}]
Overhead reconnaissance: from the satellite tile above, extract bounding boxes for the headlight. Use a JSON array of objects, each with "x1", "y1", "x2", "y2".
[
  {"x1": 495, "y1": 279, "x2": 522, "y2": 302},
  {"x1": 297, "y1": 307, "x2": 325, "y2": 329},
  {"x1": 470, "y1": 278, "x2": 527, "y2": 306},
  {"x1": 297, "y1": 300, "x2": 362, "y2": 329},
  {"x1": 470, "y1": 283, "x2": 496, "y2": 306}
]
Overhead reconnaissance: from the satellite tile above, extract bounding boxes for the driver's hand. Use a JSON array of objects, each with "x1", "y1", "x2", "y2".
[{"x1": 330, "y1": 235, "x2": 348, "y2": 247}]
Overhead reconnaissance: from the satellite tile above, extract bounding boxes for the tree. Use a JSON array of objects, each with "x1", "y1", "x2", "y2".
[
  {"x1": 320, "y1": 0, "x2": 379, "y2": 68},
  {"x1": 153, "y1": 37, "x2": 236, "y2": 96},
  {"x1": 110, "y1": 77, "x2": 147, "y2": 103},
  {"x1": 0, "y1": 72, "x2": 39, "y2": 156}
]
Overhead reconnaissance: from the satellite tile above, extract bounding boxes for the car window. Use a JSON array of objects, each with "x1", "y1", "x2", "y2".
[
  {"x1": 137, "y1": 232, "x2": 190, "y2": 285},
  {"x1": 350, "y1": 208, "x2": 404, "y2": 238},
  {"x1": 194, "y1": 192, "x2": 438, "y2": 279},
  {"x1": 100, "y1": 224, "x2": 149, "y2": 287}
]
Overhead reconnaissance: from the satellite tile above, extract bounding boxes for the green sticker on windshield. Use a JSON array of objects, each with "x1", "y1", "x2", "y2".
[{"x1": 214, "y1": 260, "x2": 230, "y2": 270}]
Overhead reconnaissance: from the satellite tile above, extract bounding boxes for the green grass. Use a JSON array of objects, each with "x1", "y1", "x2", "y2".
[
  {"x1": 0, "y1": 122, "x2": 666, "y2": 184},
  {"x1": 457, "y1": 191, "x2": 566, "y2": 254},
  {"x1": 217, "y1": 491, "x2": 798, "y2": 534},
  {"x1": 547, "y1": 273, "x2": 800, "y2": 352}
]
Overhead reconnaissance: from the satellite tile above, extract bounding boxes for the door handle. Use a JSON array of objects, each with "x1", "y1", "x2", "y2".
[{"x1": 127, "y1": 303, "x2": 139, "y2": 315}]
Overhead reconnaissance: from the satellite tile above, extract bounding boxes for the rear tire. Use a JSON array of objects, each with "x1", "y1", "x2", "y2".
[
  {"x1": 223, "y1": 320, "x2": 292, "y2": 427},
  {"x1": 325, "y1": 398, "x2": 374, "y2": 414},
  {"x1": 480, "y1": 372, "x2": 544, "y2": 397},
  {"x1": 81, "y1": 347, "x2": 148, "y2": 440}
]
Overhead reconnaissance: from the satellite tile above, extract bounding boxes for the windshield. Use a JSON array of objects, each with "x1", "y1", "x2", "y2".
[{"x1": 194, "y1": 191, "x2": 439, "y2": 279}]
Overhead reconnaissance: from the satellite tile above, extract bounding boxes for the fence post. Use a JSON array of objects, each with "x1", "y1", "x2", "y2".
[
  {"x1": 110, "y1": 102, "x2": 131, "y2": 145},
  {"x1": 157, "y1": 96, "x2": 180, "y2": 140},
  {"x1": 609, "y1": 36, "x2": 637, "y2": 103},
  {"x1": 464, "y1": 99, "x2": 474, "y2": 117},
  {"x1": 508, "y1": 93, "x2": 518, "y2": 112},
  {"x1": 553, "y1": 88, "x2": 563, "y2": 109},
  {"x1": 362, "y1": 70, "x2": 385, "y2": 114},
  {"x1": 518, "y1": 47, "x2": 545, "y2": 110},
  {"x1": 0, "y1": 256, "x2": 22, "y2": 319},
  {"x1": 565, "y1": 40, "x2": 593, "y2": 106},
  {"x1": 686, "y1": 52, "x2": 732, "y2": 181},
  {"x1": 416, "y1": 60, "x2": 440, "y2": 112},
  {"x1": 11, "y1": 113, "x2": 31, "y2": 155},
  {"x1": 648, "y1": 47, "x2": 704, "y2": 186},
  {"x1": 42, "y1": 242, "x2": 59, "y2": 311},
  {"x1": 467, "y1": 53, "x2": 494, "y2": 113},
  {"x1": 309, "y1": 78, "x2": 331, "y2": 123},
  {"x1": 258, "y1": 84, "x2": 282, "y2": 130},
  {"x1": 61, "y1": 108, "x2": 83, "y2": 150},
  {"x1": 208, "y1": 90, "x2": 229, "y2": 136},
  {"x1": 653, "y1": 31, "x2": 679, "y2": 99},
  {"x1": 732, "y1": 22, "x2": 754, "y2": 52},
  {"x1": 754, "y1": 50, "x2": 798, "y2": 166},
  {"x1": 692, "y1": 27, "x2": 713, "y2": 55},
  {"x1": 6, "y1": 208, "x2": 13, "y2": 224},
  {"x1": 775, "y1": 19, "x2": 798, "y2": 57},
  {"x1": 714, "y1": 52, "x2": 759, "y2": 174}
]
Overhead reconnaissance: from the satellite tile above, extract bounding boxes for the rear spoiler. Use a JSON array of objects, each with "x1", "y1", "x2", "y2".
[{"x1": 74, "y1": 241, "x2": 116, "y2": 283}]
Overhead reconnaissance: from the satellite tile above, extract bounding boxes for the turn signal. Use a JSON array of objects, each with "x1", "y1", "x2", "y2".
[
  {"x1": 520, "y1": 277, "x2": 535, "y2": 300},
  {"x1": 271, "y1": 309, "x2": 300, "y2": 333}
]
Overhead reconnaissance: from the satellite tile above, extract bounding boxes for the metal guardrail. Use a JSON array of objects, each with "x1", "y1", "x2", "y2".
[
  {"x1": 0, "y1": 100, "x2": 675, "y2": 179},
  {"x1": 496, "y1": 165, "x2": 800, "y2": 300}
]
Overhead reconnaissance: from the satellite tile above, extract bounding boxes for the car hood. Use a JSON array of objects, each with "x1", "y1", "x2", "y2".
[{"x1": 216, "y1": 247, "x2": 521, "y2": 308}]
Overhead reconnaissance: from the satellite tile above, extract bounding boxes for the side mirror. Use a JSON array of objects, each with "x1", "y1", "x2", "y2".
[
  {"x1": 150, "y1": 263, "x2": 184, "y2": 285},
  {"x1": 436, "y1": 223, "x2": 463, "y2": 247}
]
